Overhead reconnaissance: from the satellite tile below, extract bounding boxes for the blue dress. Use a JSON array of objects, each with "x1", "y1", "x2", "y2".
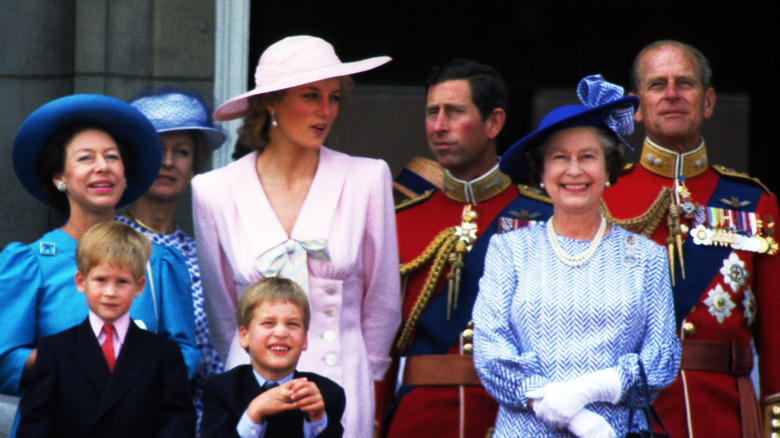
[
  {"x1": 473, "y1": 223, "x2": 680, "y2": 437},
  {"x1": 116, "y1": 215, "x2": 223, "y2": 431},
  {"x1": 0, "y1": 228, "x2": 200, "y2": 398}
]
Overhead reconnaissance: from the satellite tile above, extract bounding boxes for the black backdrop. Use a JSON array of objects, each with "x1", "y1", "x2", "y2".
[{"x1": 248, "y1": 2, "x2": 779, "y2": 192}]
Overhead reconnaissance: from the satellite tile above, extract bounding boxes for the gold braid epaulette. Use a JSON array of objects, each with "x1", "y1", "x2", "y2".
[
  {"x1": 600, "y1": 187, "x2": 673, "y2": 238},
  {"x1": 396, "y1": 227, "x2": 459, "y2": 354}
]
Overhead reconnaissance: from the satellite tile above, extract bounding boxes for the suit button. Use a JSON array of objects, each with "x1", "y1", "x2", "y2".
[
  {"x1": 325, "y1": 353, "x2": 338, "y2": 366},
  {"x1": 323, "y1": 330, "x2": 336, "y2": 343},
  {"x1": 682, "y1": 322, "x2": 695, "y2": 336}
]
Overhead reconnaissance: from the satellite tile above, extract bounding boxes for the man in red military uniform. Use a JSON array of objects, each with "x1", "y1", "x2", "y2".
[
  {"x1": 602, "y1": 40, "x2": 780, "y2": 438},
  {"x1": 378, "y1": 59, "x2": 551, "y2": 438}
]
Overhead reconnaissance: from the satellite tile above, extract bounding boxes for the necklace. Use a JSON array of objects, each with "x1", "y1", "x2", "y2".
[
  {"x1": 125, "y1": 211, "x2": 175, "y2": 235},
  {"x1": 546, "y1": 215, "x2": 607, "y2": 267}
]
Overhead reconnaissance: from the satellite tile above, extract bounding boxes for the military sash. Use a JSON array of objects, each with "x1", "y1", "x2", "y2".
[
  {"x1": 406, "y1": 195, "x2": 553, "y2": 357},
  {"x1": 672, "y1": 177, "x2": 765, "y2": 326}
]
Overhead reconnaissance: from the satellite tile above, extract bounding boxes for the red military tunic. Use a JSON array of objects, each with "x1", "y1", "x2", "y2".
[
  {"x1": 602, "y1": 139, "x2": 780, "y2": 438},
  {"x1": 379, "y1": 165, "x2": 551, "y2": 438}
]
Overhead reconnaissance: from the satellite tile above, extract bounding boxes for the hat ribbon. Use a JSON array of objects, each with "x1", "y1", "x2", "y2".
[
  {"x1": 577, "y1": 74, "x2": 636, "y2": 136},
  {"x1": 254, "y1": 238, "x2": 330, "y2": 294}
]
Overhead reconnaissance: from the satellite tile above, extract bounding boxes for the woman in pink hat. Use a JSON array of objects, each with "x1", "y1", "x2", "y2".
[{"x1": 192, "y1": 35, "x2": 401, "y2": 437}]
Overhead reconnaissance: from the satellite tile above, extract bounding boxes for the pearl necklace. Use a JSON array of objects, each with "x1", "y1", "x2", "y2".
[{"x1": 546, "y1": 215, "x2": 607, "y2": 267}]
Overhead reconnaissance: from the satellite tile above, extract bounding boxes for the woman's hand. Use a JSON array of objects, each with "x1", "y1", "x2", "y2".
[
  {"x1": 567, "y1": 408, "x2": 617, "y2": 438},
  {"x1": 527, "y1": 369, "x2": 621, "y2": 428}
]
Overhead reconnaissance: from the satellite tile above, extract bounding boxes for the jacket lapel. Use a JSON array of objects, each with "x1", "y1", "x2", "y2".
[
  {"x1": 91, "y1": 322, "x2": 155, "y2": 421},
  {"x1": 70, "y1": 319, "x2": 111, "y2": 392},
  {"x1": 291, "y1": 147, "x2": 345, "y2": 241}
]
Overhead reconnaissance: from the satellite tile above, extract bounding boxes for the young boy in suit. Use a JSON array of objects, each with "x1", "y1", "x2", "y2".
[
  {"x1": 201, "y1": 277, "x2": 346, "y2": 438},
  {"x1": 17, "y1": 221, "x2": 195, "y2": 438}
]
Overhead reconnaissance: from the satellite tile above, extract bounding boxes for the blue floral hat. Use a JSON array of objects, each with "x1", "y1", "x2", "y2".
[
  {"x1": 12, "y1": 94, "x2": 162, "y2": 208},
  {"x1": 500, "y1": 74, "x2": 639, "y2": 178},
  {"x1": 130, "y1": 91, "x2": 227, "y2": 151}
]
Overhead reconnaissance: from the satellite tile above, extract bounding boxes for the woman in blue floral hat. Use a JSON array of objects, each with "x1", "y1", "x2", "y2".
[
  {"x1": 117, "y1": 89, "x2": 227, "y2": 432},
  {"x1": 472, "y1": 75, "x2": 680, "y2": 437}
]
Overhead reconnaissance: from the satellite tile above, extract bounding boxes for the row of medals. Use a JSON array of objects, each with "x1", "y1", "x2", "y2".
[{"x1": 679, "y1": 182, "x2": 777, "y2": 255}]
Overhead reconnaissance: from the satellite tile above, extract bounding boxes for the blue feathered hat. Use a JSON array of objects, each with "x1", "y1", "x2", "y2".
[{"x1": 500, "y1": 75, "x2": 639, "y2": 178}]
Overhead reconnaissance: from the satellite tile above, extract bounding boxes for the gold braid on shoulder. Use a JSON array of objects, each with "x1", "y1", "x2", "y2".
[
  {"x1": 396, "y1": 227, "x2": 459, "y2": 353},
  {"x1": 600, "y1": 187, "x2": 673, "y2": 238}
]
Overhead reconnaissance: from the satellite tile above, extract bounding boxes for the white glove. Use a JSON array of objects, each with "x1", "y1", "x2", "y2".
[
  {"x1": 567, "y1": 408, "x2": 617, "y2": 438},
  {"x1": 527, "y1": 369, "x2": 621, "y2": 428}
]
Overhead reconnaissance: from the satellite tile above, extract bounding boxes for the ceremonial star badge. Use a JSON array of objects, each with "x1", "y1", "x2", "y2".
[
  {"x1": 742, "y1": 287, "x2": 756, "y2": 327},
  {"x1": 719, "y1": 252, "x2": 748, "y2": 292},
  {"x1": 703, "y1": 285, "x2": 736, "y2": 324}
]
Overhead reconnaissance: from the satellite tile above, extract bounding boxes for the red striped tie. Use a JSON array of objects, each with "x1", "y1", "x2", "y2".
[{"x1": 101, "y1": 324, "x2": 116, "y2": 371}]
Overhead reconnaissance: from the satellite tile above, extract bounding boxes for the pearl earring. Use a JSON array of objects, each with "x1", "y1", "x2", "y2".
[
  {"x1": 270, "y1": 111, "x2": 278, "y2": 128},
  {"x1": 539, "y1": 182, "x2": 545, "y2": 189},
  {"x1": 56, "y1": 181, "x2": 67, "y2": 192},
  {"x1": 606, "y1": 180, "x2": 611, "y2": 187}
]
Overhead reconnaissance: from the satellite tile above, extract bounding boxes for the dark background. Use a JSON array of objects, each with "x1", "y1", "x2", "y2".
[{"x1": 249, "y1": 2, "x2": 779, "y2": 192}]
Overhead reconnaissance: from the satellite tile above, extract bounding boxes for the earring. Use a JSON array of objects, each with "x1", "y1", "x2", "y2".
[
  {"x1": 539, "y1": 182, "x2": 545, "y2": 189},
  {"x1": 270, "y1": 111, "x2": 278, "y2": 128},
  {"x1": 56, "y1": 181, "x2": 67, "y2": 192},
  {"x1": 606, "y1": 180, "x2": 611, "y2": 187}
]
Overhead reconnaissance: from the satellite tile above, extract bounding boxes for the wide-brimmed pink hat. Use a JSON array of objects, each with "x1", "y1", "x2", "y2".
[{"x1": 213, "y1": 35, "x2": 391, "y2": 121}]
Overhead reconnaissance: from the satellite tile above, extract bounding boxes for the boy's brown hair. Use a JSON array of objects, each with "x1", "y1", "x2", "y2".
[
  {"x1": 76, "y1": 221, "x2": 151, "y2": 279},
  {"x1": 237, "y1": 277, "x2": 311, "y2": 330}
]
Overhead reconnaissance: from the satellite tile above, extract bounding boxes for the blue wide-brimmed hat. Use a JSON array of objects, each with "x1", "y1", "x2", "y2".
[
  {"x1": 130, "y1": 92, "x2": 226, "y2": 151},
  {"x1": 12, "y1": 94, "x2": 162, "y2": 208},
  {"x1": 500, "y1": 74, "x2": 639, "y2": 178}
]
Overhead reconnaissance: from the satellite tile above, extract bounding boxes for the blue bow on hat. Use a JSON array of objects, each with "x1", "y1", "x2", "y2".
[{"x1": 500, "y1": 74, "x2": 639, "y2": 178}]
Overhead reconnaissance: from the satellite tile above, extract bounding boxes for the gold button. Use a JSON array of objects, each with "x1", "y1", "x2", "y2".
[
  {"x1": 772, "y1": 406, "x2": 780, "y2": 416},
  {"x1": 770, "y1": 433, "x2": 780, "y2": 438},
  {"x1": 682, "y1": 322, "x2": 695, "y2": 336},
  {"x1": 771, "y1": 418, "x2": 780, "y2": 430},
  {"x1": 462, "y1": 328, "x2": 474, "y2": 343},
  {"x1": 462, "y1": 344, "x2": 473, "y2": 355}
]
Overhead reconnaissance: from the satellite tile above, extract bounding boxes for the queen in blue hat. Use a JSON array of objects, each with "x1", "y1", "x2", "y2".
[
  {"x1": 472, "y1": 75, "x2": 681, "y2": 437},
  {"x1": 0, "y1": 95, "x2": 201, "y2": 424},
  {"x1": 116, "y1": 88, "x2": 226, "y2": 431}
]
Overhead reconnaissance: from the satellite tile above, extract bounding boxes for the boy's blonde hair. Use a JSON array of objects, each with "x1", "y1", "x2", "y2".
[
  {"x1": 76, "y1": 221, "x2": 152, "y2": 279},
  {"x1": 237, "y1": 277, "x2": 311, "y2": 330}
]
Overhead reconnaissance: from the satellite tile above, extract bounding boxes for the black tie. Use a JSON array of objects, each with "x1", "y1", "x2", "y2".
[{"x1": 262, "y1": 381, "x2": 279, "y2": 392}]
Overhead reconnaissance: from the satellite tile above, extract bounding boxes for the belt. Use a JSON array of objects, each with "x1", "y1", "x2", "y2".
[
  {"x1": 680, "y1": 340, "x2": 761, "y2": 438},
  {"x1": 402, "y1": 355, "x2": 482, "y2": 387}
]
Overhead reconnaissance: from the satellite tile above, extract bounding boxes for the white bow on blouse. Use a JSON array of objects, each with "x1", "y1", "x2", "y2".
[{"x1": 253, "y1": 238, "x2": 330, "y2": 294}]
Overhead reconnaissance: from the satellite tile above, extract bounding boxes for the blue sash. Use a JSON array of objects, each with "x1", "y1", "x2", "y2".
[
  {"x1": 671, "y1": 177, "x2": 764, "y2": 327},
  {"x1": 382, "y1": 193, "x2": 551, "y2": 432},
  {"x1": 407, "y1": 194, "x2": 553, "y2": 356}
]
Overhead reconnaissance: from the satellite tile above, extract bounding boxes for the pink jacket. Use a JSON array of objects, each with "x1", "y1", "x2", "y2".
[{"x1": 192, "y1": 147, "x2": 401, "y2": 437}]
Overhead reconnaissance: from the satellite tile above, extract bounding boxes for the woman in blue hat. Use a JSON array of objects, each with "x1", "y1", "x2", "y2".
[
  {"x1": 0, "y1": 95, "x2": 200, "y2": 417},
  {"x1": 116, "y1": 89, "x2": 226, "y2": 431},
  {"x1": 472, "y1": 75, "x2": 680, "y2": 437}
]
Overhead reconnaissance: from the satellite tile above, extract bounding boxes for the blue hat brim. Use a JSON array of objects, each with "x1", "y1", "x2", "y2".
[
  {"x1": 500, "y1": 95, "x2": 638, "y2": 178},
  {"x1": 155, "y1": 125, "x2": 227, "y2": 151},
  {"x1": 12, "y1": 94, "x2": 162, "y2": 209}
]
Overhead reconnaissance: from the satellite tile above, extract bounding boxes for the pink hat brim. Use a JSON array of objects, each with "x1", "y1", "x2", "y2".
[{"x1": 214, "y1": 56, "x2": 391, "y2": 121}]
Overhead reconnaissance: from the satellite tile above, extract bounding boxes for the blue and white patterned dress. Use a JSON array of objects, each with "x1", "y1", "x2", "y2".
[
  {"x1": 473, "y1": 222, "x2": 680, "y2": 437},
  {"x1": 116, "y1": 215, "x2": 223, "y2": 430}
]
